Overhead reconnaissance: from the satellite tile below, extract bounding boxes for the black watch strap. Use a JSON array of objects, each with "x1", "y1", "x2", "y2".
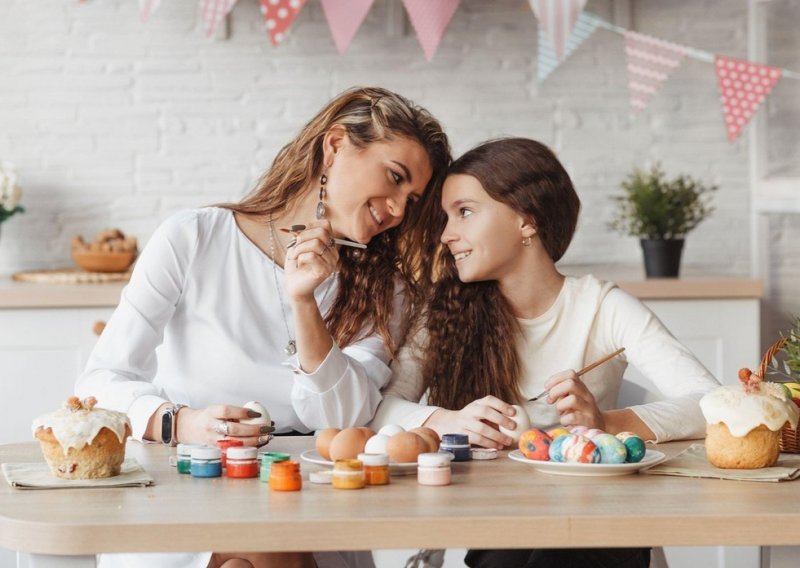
[{"x1": 160, "y1": 404, "x2": 186, "y2": 446}]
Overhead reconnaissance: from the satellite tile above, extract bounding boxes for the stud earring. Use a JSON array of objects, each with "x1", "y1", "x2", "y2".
[
  {"x1": 522, "y1": 236, "x2": 532, "y2": 247},
  {"x1": 316, "y1": 173, "x2": 327, "y2": 220}
]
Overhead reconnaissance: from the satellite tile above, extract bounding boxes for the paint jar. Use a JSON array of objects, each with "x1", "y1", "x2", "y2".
[
  {"x1": 332, "y1": 459, "x2": 365, "y2": 490},
  {"x1": 260, "y1": 452, "x2": 291, "y2": 483},
  {"x1": 190, "y1": 446, "x2": 222, "y2": 478},
  {"x1": 417, "y1": 452, "x2": 453, "y2": 486},
  {"x1": 216, "y1": 439, "x2": 244, "y2": 468},
  {"x1": 226, "y1": 446, "x2": 259, "y2": 479},
  {"x1": 440, "y1": 433, "x2": 471, "y2": 461},
  {"x1": 176, "y1": 443, "x2": 203, "y2": 474},
  {"x1": 268, "y1": 460, "x2": 302, "y2": 491},
  {"x1": 358, "y1": 452, "x2": 390, "y2": 486}
]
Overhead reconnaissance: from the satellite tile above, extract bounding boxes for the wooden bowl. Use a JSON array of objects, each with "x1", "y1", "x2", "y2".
[{"x1": 72, "y1": 250, "x2": 137, "y2": 273}]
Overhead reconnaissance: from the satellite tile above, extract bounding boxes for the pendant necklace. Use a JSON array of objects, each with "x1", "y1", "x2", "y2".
[{"x1": 267, "y1": 214, "x2": 297, "y2": 356}]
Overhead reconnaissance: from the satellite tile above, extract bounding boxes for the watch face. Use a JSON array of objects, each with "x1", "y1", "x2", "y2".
[{"x1": 161, "y1": 411, "x2": 173, "y2": 444}]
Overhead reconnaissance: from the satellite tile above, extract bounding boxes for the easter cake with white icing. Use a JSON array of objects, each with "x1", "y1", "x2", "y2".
[
  {"x1": 32, "y1": 396, "x2": 131, "y2": 479},
  {"x1": 700, "y1": 369, "x2": 799, "y2": 469}
]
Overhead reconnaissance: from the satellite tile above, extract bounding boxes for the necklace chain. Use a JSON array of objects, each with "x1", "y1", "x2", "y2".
[{"x1": 267, "y1": 214, "x2": 297, "y2": 356}]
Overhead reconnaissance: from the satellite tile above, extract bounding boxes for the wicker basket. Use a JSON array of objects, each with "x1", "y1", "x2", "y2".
[{"x1": 780, "y1": 423, "x2": 800, "y2": 454}]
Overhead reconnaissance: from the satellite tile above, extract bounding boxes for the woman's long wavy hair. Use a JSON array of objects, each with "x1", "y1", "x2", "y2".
[
  {"x1": 221, "y1": 87, "x2": 451, "y2": 356},
  {"x1": 423, "y1": 138, "x2": 581, "y2": 410}
]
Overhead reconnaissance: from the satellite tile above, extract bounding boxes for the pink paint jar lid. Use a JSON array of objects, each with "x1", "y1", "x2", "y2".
[{"x1": 418, "y1": 452, "x2": 453, "y2": 467}]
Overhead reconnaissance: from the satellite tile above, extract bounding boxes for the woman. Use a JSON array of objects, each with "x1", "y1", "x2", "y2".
[
  {"x1": 76, "y1": 86, "x2": 451, "y2": 568},
  {"x1": 372, "y1": 138, "x2": 719, "y2": 568}
]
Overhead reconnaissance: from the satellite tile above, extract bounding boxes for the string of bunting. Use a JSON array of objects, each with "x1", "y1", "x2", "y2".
[{"x1": 122, "y1": 1, "x2": 800, "y2": 142}]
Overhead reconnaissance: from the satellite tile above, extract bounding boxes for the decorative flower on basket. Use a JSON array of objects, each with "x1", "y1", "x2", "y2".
[
  {"x1": 0, "y1": 161, "x2": 24, "y2": 225},
  {"x1": 766, "y1": 317, "x2": 800, "y2": 408}
]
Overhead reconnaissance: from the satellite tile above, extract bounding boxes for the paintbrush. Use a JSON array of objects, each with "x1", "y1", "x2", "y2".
[
  {"x1": 279, "y1": 225, "x2": 367, "y2": 249},
  {"x1": 527, "y1": 347, "x2": 626, "y2": 402}
]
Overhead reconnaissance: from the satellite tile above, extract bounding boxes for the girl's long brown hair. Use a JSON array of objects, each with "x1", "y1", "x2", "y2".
[
  {"x1": 423, "y1": 138, "x2": 581, "y2": 410},
  {"x1": 221, "y1": 87, "x2": 451, "y2": 356}
]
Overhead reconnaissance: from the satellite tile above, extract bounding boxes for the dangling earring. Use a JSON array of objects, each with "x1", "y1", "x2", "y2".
[
  {"x1": 316, "y1": 173, "x2": 327, "y2": 219},
  {"x1": 522, "y1": 236, "x2": 532, "y2": 247}
]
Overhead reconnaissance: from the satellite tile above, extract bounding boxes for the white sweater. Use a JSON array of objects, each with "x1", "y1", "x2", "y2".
[
  {"x1": 77, "y1": 207, "x2": 403, "y2": 441},
  {"x1": 371, "y1": 275, "x2": 720, "y2": 442}
]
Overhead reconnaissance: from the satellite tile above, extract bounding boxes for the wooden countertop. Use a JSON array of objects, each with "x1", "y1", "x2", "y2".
[
  {"x1": 1, "y1": 437, "x2": 799, "y2": 556},
  {"x1": 0, "y1": 266, "x2": 762, "y2": 309}
]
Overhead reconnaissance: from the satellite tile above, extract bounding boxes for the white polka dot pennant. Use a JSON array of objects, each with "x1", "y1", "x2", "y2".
[
  {"x1": 260, "y1": 0, "x2": 306, "y2": 47},
  {"x1": 714, "y1": 55, "x2": 783, "y2": 142},
  {"x1": 320, "y1": 0, "x2": 375, "y2": 55},
  {"x1": 201, "y1": 0, "x2": 238, "y2": 37},
  {"x1": 624, "y1": 31, "x2": 687, "y2": 114},
  {"x1": 401, "y1": 0, "x2": 461, "y2": 62}
]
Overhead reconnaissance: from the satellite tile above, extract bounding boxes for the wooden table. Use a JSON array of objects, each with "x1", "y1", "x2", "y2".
[{"x1": 1, "y1": 438, "x2": 799, "y2": 567}]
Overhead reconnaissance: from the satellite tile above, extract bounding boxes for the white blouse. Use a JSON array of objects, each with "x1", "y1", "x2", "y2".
[
  {"x1": 77, "y1": 207, "x2": 404, "y2": 441},
  {"x1": 371, "y1": 275, "x2": 721, "y2": 442}
]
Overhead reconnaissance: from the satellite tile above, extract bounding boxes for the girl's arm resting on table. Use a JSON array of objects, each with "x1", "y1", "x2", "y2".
[
  {"x1": 603, "y1": 288, "x2": 720, "y2": 442},
  {"x1": 75, "y1": 211, "x2": 199, "y2": 441}
]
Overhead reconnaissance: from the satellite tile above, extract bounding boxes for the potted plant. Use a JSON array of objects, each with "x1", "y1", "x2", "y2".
[
  {"x1": 608, "y1": 164, "x2": 717, "y2": 278},
  {"x1": 0, "y1": 161, "x2": 24, "y2": 244}
]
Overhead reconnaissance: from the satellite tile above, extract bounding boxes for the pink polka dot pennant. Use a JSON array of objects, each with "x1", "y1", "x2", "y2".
[
  {"x1": 201, "y1": 0, "x2": 238, "y2": 37},
  {"x1": 715, "y1": 55, "x2": 782, "y2": 142},
  {"x1": 260, "y1": 0, "x2": 307, "y2": 47}
]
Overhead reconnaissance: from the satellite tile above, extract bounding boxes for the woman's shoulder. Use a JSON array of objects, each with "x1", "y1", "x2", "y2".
[{"x1": 564, "y1": 274, "x2": 619, "y2": 303}]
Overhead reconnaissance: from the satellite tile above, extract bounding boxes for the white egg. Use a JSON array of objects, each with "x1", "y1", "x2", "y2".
[
  {"x1": 498, "y1": 404, "x2": 531, "y2": 442},
  {"x1": 240, "y1": 401, "x2": 271, "y2": 426},
  {"x1": 377, "y1": 424, "x2": 405, "y2": 437},
  {"x1": 364, "y1": 433, "x2": 389, "y2": 454}
]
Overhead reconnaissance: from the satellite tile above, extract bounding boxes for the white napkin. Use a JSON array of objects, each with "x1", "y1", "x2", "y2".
[
  {"x1": 2, "y1": 458, "x2": 154, "y2": 489},
  {"x1": 642, "y1": 443, "x2": 800, "y2": 482}
]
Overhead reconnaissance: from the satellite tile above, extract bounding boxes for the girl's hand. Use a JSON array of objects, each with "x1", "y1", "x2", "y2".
[
  {"x1": 284, "y1": 221, "x2": 340, "y2": 302},
  {"x1": 545, "y1": 370, "x2": 606, "y2": 430},
  {"x1": 424, "y1": 396, "x2": 518, "y2": 449},
  {"x1": 176, "y1": 405, "x2": 274, "y2": 447}
]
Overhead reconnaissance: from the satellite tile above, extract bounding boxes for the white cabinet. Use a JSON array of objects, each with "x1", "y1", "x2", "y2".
[
  {"x1": 621, "y1": 297, "x2": 761, "y2": 568},
  {"x1": 0, "y1": 307, "x2": 114, "y2": 445}
]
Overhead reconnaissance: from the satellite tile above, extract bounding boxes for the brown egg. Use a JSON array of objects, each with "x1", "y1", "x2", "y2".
[
  {"x1": 329, "y1": 427, "x2": 368, "y2": 461},
  {"x1": 409, "y1": 427, "x2": 440, "y2": 452},
  {"x1": 315, "y1": 428, "x2": 341, "y2": 461},
  {"x1": 386, "y1": 432, "x2": 428, "y2": 463},
  {"x1": 357, "y1": 426, "x2": 375, "y2": 442}
]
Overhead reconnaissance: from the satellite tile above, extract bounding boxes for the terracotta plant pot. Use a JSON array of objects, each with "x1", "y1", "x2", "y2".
[{"x1": 640, "y1": 238, "x2": 684, "y2": 278}]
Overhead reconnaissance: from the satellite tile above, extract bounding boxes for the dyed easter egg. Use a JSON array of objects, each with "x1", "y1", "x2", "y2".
[
  {"x1": 518, "y1": 428, "x2": 553, "y2": 461},
  {"x1": 616, "y1": 432, "x2": 646, "y2": 463},
  {"x1": 569, "y1": 425, "x2": 588, "y2": 436},
  {"x1": 583, "y1": 428, "x2": 606, "y2": 439},
  {"x1": 591, "y1": 433, "x2": 628, "y2": 464},
  {"x1": 548, "y1": 433, "x2": 569, "y2": 462},
  {"x1": 546, "y1": 427, "x2": 571, "y2": 440},
  {"x1": 560, "y1": 434, "x2": 601, "y2": 464}
]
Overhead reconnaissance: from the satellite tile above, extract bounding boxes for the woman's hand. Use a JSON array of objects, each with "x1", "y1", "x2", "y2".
[
  {"x1": 545, "y1": 370, "x2": 606, "y2": 430},
  {"x1": 424, "y1": 396, "x2": 518, "y2": 449},
  {"x1": 175, "y1": 405, "x2": 274, "y2": 447},
  {"x1": 284, "y1": 221, "x2": 340, "y2": 302}
]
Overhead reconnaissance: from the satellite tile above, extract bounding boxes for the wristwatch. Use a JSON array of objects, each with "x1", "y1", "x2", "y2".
[{"x1": 160, "y1": 404, "x2": 186, "y2": 446}]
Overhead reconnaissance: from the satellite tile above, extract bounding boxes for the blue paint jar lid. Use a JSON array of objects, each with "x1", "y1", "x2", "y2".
[{"x1": 441, "y1": 433, "x2": 469, "y2": 447}]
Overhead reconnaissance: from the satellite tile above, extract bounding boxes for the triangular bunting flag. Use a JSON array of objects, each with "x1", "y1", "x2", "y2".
[
  {"x1": 402, "y1": 0, "x2": 460, "y2": 62},
  {"x1": 321, "y1": 0, "x2": 375, "y2": 55},
  {"x1": 538, "y1": 11, "x2": 597, "y2": 82},
  {"x1": 139, "y1": 0, "x2": 162, "y2": 23},
  {"x1": 201, "y1": 0, "x2": 238, "y2": 37},
  {"x1": 530, "y1": 0, "x2": 587, "y2": 62},
  {"x1": 624, "y1": 31, "x2": 687, "y2": 113},
  {"x1": 260, "y1": 0, "x2": 306, "y2": 46},
  {"x1": 715, "y1": 55, "x2": 782, "y2": 142}
]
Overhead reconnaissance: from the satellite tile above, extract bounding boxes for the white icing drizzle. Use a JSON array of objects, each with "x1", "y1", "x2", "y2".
[
  {"x1": 700, "y1": 383, "x2": 800, "y2": 437},
  {"x1": 32, "y1": 406, "x2": 130, "y2": 455}
]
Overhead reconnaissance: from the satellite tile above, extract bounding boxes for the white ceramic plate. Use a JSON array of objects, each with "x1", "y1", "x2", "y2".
[
  {"x1": 300, "y1": 450, "x2": 417, "y2": 475},
  {"x1": 508, "y1": 449, "x2": 667, "y2": 477}
]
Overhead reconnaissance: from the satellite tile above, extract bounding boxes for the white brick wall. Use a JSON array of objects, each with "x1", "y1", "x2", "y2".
[{"x1": 0, "y1": 0, "x2": 798, "y2": 340}]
